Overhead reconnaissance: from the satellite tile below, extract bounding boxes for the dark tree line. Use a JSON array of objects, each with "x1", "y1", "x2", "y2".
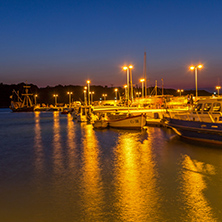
[{"x1": 0, "y1": 82, "x2": 212, "y2": 108}]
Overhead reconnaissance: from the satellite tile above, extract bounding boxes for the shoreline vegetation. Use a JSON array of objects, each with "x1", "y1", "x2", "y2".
[{"x1": 0, "y1": 82, "x2": 212, "y2": 108}]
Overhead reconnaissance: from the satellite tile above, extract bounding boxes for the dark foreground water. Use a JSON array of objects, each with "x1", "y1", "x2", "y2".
[{"x1": 0, "y1": 109, "x2": 222, "y2": 222}]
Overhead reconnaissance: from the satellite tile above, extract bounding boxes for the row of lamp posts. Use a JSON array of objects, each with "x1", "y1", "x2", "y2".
[{"x1": 36, "y1": 64, "x2": 222, "y2": 107}]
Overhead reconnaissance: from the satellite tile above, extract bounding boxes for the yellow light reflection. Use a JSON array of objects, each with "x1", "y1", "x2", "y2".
[
  {"x1": 180, "y1": 155, "x2": 216, "y2": 221},
  {"x1": 53, "y1": 111, "x2": 63, "y2": 174},
  {"x1": 81, "y1": 124, "x2": 104, "y2": 221},
  {"x1": 113, "y1": 131, "x2": 161, "y2": 221},
  {"x1": 34, "y1": 111, "x2": 44, "y2": 172},
  {"x1": 66, "y1": 114, "x2": 77, "y2": 170}
]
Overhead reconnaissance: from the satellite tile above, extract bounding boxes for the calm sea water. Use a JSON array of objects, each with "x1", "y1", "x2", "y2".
[{"x1": 0, "y1": 108, "x2": 222, "y2": 222}]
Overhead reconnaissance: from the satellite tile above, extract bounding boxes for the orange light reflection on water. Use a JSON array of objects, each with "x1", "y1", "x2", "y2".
[
  {"x1": 180, "y1": 155, "x2": 216, "y2": 221},
  {"x1": 113, "y1": 131, "x2": 161, "y2": 221},
  {"x1": 53, "y1": 111, "x2": 63, "y2": 174},
  {"x1": 80, "y1": 124, "x2": 104, "y2": 221},
  {"x1": 34, "y1": 111, "x2": 44, "y2": 173},
  {"x1": 66, "y1": 114, "x2": 77, "y2": 170}
]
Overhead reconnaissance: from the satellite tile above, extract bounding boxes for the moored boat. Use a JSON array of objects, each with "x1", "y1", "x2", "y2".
[
  {"x1": 108, "y1": 114, "x2": 146, "y2": 129},
  {"x1": 10, "y1": 85, "x2": 35, "y2": 112},
  {"x1": 165, "y1": 97, "x2": 222, "y2": 144}
]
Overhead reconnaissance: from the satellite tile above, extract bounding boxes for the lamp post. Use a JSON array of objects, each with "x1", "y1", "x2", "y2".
[
  {"x1": 140, "y1": 78, "x2": 145, "y2": 99},
  {"x1": 67, "y1": 92, "x2": 73, "y2": 105},
  {"x1": 91, "y1": 91, "x2": 94, "y2": 103},
  {"x1": 86, "y1": 80, "x2": 91, "y2": 105},
  {"x1": 123, "y1": 66, "x2": 129, "y2": 101},
  {"x1": 102, "y1": 94, "x2": 107, "y2": 100},
  {"x1": 53, "y1": 94, "x2": 58, "y2": 106},
  {"x1": 129, "y1": 65, "x2": 134, "y2": 101},
  {"x1": 216, "y1": 86, "x2": 221, "y2": 95},
  {"x1": 83, "y1": 90, "x2": 87, "y2": 105},
  {"x1": 124, "y1": 85, "x2": 127, "y2": 100},
  {"x1": 190, "y1": 64, "x2": 203, "y2": 98},
  {"x1": 136, "y1": 92, "x2": 141, "y2": 98},
  {"x1": 115, "y1": 88, "x2": 118, "y2": 101},
  {"x1": 34, "y1": 94, "x2": 38, "y2": 105},
  {"x1": 177, "y1": 89, "x2": 184, "y2": 97}
]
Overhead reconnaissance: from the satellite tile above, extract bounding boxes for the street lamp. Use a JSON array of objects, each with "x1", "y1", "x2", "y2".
[
  {"x1": 123, "y1": 66, "x2": 129, "y2": 101},
  {"x1": 124, "y1": 85, "x2": 127, "y2": 99},
  {"x1": 114, "y1": 88, "x2": 118, "y2": 100},
  {"x1": 177, "y1": 89, "x2": 184, "y2": 97},
  {"x1": 87, "y1": 80, "x2": 91, "y2": 105},
  {"x1": 190, "y1": 64, "x2": 203, "y2": 98},
  {"x1": 53, "y1": 94, "x2": 58, "y2": 106},
  {"x1": 83, "y1": 90, "x2": 87, "y2": 105},
  {"x1": 67, "y1": 92, "x2": 73, "y2": 105},
  {"x1": 216, "y1": 86, "x2": 221, "y2": 95},
  {"x1": 136, "y1": 92, "x2": 141, "y2": 98},
  {"x1": 34, "y1": 94, "x2": 38, "y2": 105},
  {"x1": 129, "y1": 65, "x2": 134, "y2": 101},
  {"x1": 91, "y1": 91, "x2": 94, "y2": 103},
  {"x1": 140, "y1": 78, "x2": 145, "y2": 99},
  {"x1": 102, "y1": 94, "x2": 107, "y2": 100}
]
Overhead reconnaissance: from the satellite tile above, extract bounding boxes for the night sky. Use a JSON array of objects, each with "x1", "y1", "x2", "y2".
[{"x1": 1, "y1": 0, "x2": 222, "y2": 90}]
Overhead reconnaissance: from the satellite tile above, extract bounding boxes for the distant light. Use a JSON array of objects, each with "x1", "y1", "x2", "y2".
[
  {"x1": 115, "y1": 88, "x2": 118, "y2": 92},
  {"x1": 190, "y1": 66, "x2": 195, "y2": 70},
  {"x1": 140, "y1": 78, "x2": 145, "y2": 82},
  {"x1": 124, "y1": 85, "x2": 127, "y2": 88},
  {"x1": 198, "y1": 64, "x2": 203, "y2": 69},
  {"x1": 87, "y1": 80, "x2": 90, "y2": 84},
  {"x1": 123, "y1": 66, "x2": 128, "y2": 70}
]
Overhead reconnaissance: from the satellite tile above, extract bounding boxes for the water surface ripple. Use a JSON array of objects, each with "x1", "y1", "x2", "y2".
[{"x1": 0, "y1": 109, "x2": 222, "y2": 222}]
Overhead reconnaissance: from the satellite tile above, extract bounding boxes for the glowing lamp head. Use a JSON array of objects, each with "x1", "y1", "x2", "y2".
[
  {"x1": 190, "y1": 66, "x2": 195, "y2": 70},
  {"x1": 198, "y1": 64, "x2": 203, "y2": 69},
  {"x1": 123, "y1": 66, "x2": 128, "y2": 70},
  {"x1": 87, "y1": 80, "x2": 90, "y2": 84},
  {"x1": 140, "y1": 78, "x2": 145, "y2": 82},
  {"x1": 124, "y1": 85, "x2": 127, "y2": 88},
  {"x1": 115, "y1": 88, "x2": 118, "y2": 92},
  {"x1": 129, "y1": 65, "x2": 133, "y2": 69}
]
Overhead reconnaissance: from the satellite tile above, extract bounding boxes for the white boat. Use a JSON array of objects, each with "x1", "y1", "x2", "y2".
[{"x1": 108, "y1": 114, "x2": 146, "y2": 129}]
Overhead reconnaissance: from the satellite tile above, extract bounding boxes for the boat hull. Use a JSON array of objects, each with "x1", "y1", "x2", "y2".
[
  {"x1": 93, "y1": 120, "x2": 108, "y2": 129},
  {"x1": 109, "y1": 115, "x2": 146, "y2": 129},
  {"x1": 166, "y1": 118, "x2": 222, "y2": 144},
  {"x1": 11, "y1": 106, "x2": 34, "y2": 112}
]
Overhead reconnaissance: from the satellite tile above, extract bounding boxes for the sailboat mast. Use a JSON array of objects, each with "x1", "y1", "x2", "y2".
[{"x1": 143, "y1": 51, "x2": 147, "y2": 98}]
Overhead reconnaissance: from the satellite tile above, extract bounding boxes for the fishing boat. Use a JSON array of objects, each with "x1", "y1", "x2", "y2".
[
  {"x1": 165, "y1": 97, "x2": 222, "y2": 144},
  {"x1": 10, "y1": 85, "x2": 35, "y2": 112},
  {"x1": 108, "y1": 114, "x2": 146, "y2": 129}
]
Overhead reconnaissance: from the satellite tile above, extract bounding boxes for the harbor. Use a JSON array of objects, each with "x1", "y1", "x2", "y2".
[{"x1": 2, "y1": 0, "x2": 222, "y2": 221}]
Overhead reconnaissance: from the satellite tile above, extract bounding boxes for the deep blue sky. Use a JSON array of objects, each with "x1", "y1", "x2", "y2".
[{"x1": 1, "y1": 0, "x2": 222, "y2": 90}]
